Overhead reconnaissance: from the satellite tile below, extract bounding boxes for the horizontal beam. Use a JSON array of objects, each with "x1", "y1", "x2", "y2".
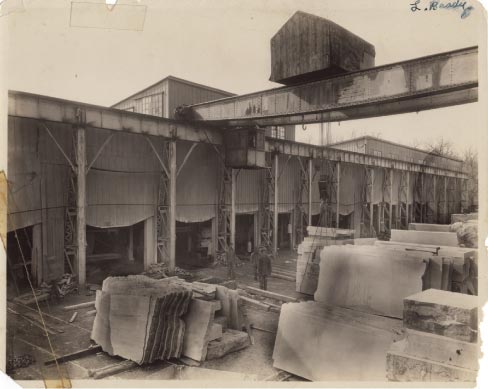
[
  {"x1": 8, "y1": 91, "x2": 222, "y2": 145},
  {"x1": 180, "y1": 47, "x2": 478, "y2": 126},
  {"x1": 266, "y1": 137, "x2": 468, "y2": 179},
  {"x1": 7, "y1": 91, "x2": 466, "y2": 178}
]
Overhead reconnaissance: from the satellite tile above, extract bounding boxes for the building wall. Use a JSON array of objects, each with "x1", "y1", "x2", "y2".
[{"x1": 113, "y1": 77, "x2": 233, "y2": 119}]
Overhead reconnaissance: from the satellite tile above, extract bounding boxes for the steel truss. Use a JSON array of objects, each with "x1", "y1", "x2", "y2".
[
  {"x1": 156, "y1": 141, "x2": 171, "y2": 264},
  {"x1": 259, "y1": 153, "x2": 275, "y2": 253}
]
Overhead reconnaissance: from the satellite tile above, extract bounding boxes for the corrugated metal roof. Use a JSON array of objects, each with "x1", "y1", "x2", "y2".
[{"x1": 329, "y1": 135, "x2": 462, "y2": 163}]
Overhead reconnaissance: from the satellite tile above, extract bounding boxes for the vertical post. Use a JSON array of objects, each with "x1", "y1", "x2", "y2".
[
  {"x1": 144, "y1": 217, "x2": 155, "y2": 268},
  {"x1": 433, "y1": 175, "x2": 437, "y2": 223},
  {"x1": 308, "y1": 158, "x2": 313, "y2": 226},
  {"x1": 336, "y1": 162, "x2": 341, "y2": 228},
  {"x1": 273, "y1": 154, "x2": 279, "y2": 255},
  {"x1": 211, "y1": 216, "x2": 217, "y2": 259},
  {"x1": 76, "y1": 126, "x2": 86, "y2": 288},
  {"x1": 127, "y1": 225, "x2": 134, "y2": 261},
  {"x1": 32, "y1": 224, "x2": 42, "y2": 284},
  {"x1": 370, "y1": 168, "x2": 374, "y2": 233},
  {"x1": 406, "y1": 171, "x2": 410, "y2": 225},
  {"x1": 443, "y1": 176, "x2": 448, "y2": 224},
  {"x1": 168, "y1": 140, "x2": 176, "y2": 273},
  {"x1": 230, "y1": 169, "x2": 236, "y2": 250},
  {"x1": 389, "y1": 169, "x2": 393, "y2": 230}
]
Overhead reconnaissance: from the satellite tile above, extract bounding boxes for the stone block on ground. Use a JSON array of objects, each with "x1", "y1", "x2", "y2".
[
  {"x1": 206, "y1": 329, "x2": 251, "y2": 360},
  {"x1": 403, "y1": 289, "x2": 478, "y2": 342},
  {"x1": 390, "y1": 230, "x2": 459, "y2": 247},
  {"x1": 272, "y1": 301, "x2": 403, "y2": 381},
  {"x1": 386, "y1": 341, "x2": 477, "y2": 382}
]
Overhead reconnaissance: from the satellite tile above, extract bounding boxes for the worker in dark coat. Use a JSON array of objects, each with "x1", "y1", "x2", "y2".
[
  {"x1": 256, "y1": 245, "x2": 272, "y2": 290},
  {"x1": 250, "y1": 248, "x2": 260, "y2": 281}
]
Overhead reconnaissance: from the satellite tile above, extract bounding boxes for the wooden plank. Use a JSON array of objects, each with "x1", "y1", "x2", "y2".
[
  {"x1": 62, "y1": 301, "x2": 95, "y2": 311},
  {"x1": 241, "y1": 285, "x2": 298, "y2": 303},
  {"x1": 44, "y1": 345, "x2": 102, "y2": 366}
]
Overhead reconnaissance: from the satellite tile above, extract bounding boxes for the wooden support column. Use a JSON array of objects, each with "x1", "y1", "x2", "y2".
[
  {"x1": 443, "y1": 176, "x2": 448, "y2": 224},
  {"x1": 370, "y1": 169, "x2": 374, "y2": 233},
  {"x1": 32, "y1": 224, "x2": 42, "y2": 285},
  {"x1": 144, "y1": 217, "x2": 155, "y2": 269},
  {"x1": 211, "y1": 216, "x2": 217, "y2": 259},
  {"x1": 336, "y1": 162, "x2": 341, "y2": 228},
  {"x1": 273, "y1": 154, "x2": 279, "y2": 255},
  {"x1": 406, "y1": 171, "x2": 410, "y2": 225},
  {"x1": 389, "y1": 169, "x2": 393, "y2": 230},
  {"x1": 433, "y1": 175, "x2": 438, "y2": 223},
  {"x1": 76, "y1": 126, "x2": 87, "y2": 288},
  {"x1": 168, "y1": 140, "x2": 176, "y2": 273},
  {"x1": 308, "y1": 159, "x2": 313, "y2": 226},
  {"x1": 230, "y1": 169, "x2": 236, "y2": 250},
  {"x1": 127, "y1": 225, "x2": 134, "y2": 262}
]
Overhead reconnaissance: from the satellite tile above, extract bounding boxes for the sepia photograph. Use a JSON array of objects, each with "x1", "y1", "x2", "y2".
[{"x1": 0, "y1": 0, "x2": 486, "y2": 386}]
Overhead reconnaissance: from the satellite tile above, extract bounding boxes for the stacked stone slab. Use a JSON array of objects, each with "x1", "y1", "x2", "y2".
[
  {"x1": 314, "y1": 245, "x2": 427, "y2": 318},
  {"x1": 91, "y1": 275, "x2": 192, "y2": 364},
  {"x1": 296, "y1": 227, "x2": 356, "y2": 295},
  {"x1": 387, "y1": 289, "x2": 479, "y2": 382}
]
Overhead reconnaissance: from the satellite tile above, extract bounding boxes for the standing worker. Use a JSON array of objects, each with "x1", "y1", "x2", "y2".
[{"x1": 256, "y1": 245, "x2": 272, "y2": 290}]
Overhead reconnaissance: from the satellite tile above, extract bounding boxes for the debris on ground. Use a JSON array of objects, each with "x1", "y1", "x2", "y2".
[
  {"x1": 7, "y1": 354, "x2": 36, "y2": 372},
  {"x1": 142, "y1": 263, "x2": 194, "y2": 279}
]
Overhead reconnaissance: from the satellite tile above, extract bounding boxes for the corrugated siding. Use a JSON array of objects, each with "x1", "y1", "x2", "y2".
[
  {"x1": 7, "y1": 117, "x2": 42, "y2": 231},
  {"x1": 331, "y1": 139, "x2": 367, "y2": 154},
  {"x1": 277, "y1": 155, "x2": 300, "y2": 213},
  {"x1": 176, "y1": 142, "x2": 218, "y2": 222},
  {"x1": 86, "y1": 129, "x2": 162, "y2": 228},
  {"x1": 167, "y1": 78, "x2": 232, "y2": 119},
  {"x1": 236, "y1": 169, "x2": 262, "y2": 214}
]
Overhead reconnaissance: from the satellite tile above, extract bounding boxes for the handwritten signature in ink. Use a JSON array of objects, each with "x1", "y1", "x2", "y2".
[{"x1": 410, "y1": 0, "x2": 474, "y2": 19}]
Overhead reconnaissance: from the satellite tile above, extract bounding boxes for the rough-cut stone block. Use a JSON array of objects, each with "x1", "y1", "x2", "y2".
[
  {"x1": 402, "y1": 329, "x2": 479, "y2": 370},
  {"x1": 387, "y1": 342, "x2": 477, "y2": 382},
  {"x1": 403, "y1": 289, "x2": 478, "y2": 342},
  {"x1": 206, "y1": 329, "x2": 250, "y2": 360},
  {"x1": 207, "y1": 323, "x2": 223, "y2": 341}
]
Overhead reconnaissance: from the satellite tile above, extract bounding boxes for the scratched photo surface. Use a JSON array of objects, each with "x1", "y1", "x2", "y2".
[{"x1": 0, "y1": 0, "x2": 486, "y2": 387}]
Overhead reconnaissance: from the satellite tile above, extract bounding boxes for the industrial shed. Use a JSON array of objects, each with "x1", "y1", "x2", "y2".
[{"x1": 4, "y1": 8, "x2": 480, "y2": 384}]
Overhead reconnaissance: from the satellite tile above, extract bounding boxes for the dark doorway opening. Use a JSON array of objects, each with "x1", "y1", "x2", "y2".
[
  {"x1": 175, "y1": 219, "x2": 213, "y2": 269},
  {"x1": 236, "y1": 214, "x2": 255, "y2": 256},
  {"x1": 85, "y1": 222, "x2": 144, "y2": 284},
  {"x1": 7, "y1": 226, "x2": 33, "y2": 294}
]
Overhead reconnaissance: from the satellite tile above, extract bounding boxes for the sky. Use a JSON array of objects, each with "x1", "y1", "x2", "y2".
[{"x1": 3, "y1": 0, "x2": 486, "y2": 156}]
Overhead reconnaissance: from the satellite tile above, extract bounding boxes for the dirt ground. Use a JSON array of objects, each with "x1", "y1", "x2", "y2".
[{"x1": 6, "y1": 249, "x2": 308, "y2": 382}]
